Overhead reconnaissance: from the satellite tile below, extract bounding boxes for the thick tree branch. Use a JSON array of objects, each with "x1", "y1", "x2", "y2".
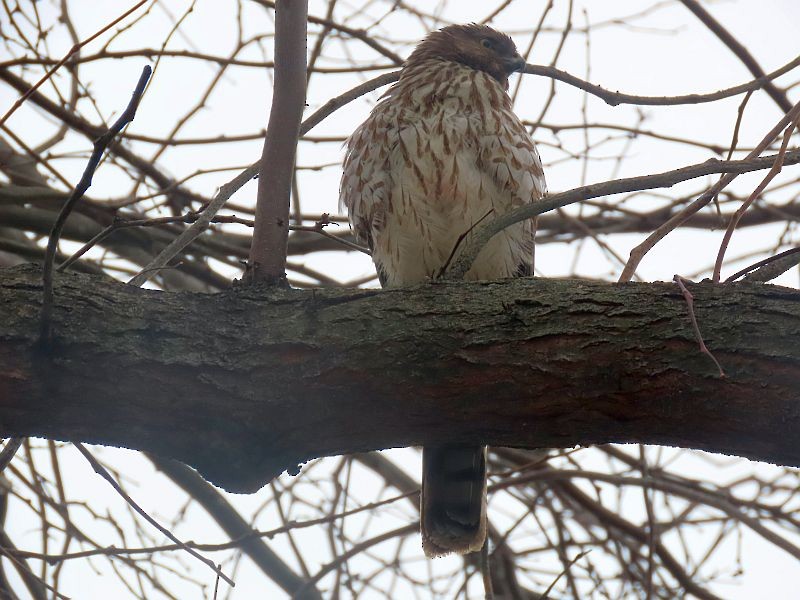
[{"x1": 1, "y1": 264, "x2": 799, "y2": 493}]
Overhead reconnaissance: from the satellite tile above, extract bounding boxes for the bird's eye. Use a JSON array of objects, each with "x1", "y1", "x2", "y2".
[{"x1": 481, "y1": 38, "x2": 494, "y2": 49}]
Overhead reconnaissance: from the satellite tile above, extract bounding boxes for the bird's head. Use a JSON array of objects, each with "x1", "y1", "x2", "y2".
[{"x1": 406, "y1": 24, "x2": 526, "y2": 89}]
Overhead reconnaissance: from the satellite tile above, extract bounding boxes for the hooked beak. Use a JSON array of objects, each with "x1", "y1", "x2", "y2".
[{"x1": 503, "y1": 54, "x2": 527, "y2": 74}]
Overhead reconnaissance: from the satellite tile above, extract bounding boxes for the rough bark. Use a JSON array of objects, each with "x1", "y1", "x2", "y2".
[{"x1": 1, "y1": 263, "x2": 798, "y2": 493}]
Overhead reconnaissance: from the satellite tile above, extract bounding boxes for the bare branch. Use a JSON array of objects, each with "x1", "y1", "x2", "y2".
[
  {"x1": 680, "y1": 0, "x2": 793, "y2": 113},
  {"x1": 619, "y1": 99, "x2": 800, "y2": 282},
  {"x1": 246, "y1": 0, "x2": 309, "y2": 284},
  {"x1": 523, "y1": 53, "x2": 800, "y2": 107},
  {"x1": 41, "y1": 65, "x2": 151, "y2": 341},
  {"x1": 73, "y1": 442, "x2": 235, "y2": 587},
  {"x1": 0, "y1": 0, "x2": 148, "y2": 127},
  {"x1": 446, "y1": 149, "x2": 800, "y2": 280},
  {"x1": 713, "y1": 118, "x2": 799, "y2": 281}
]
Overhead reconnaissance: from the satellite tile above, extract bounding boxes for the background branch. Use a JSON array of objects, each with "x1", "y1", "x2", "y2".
[{"x1": 679, "y1": 0, "x2": 793, "y2": 113}]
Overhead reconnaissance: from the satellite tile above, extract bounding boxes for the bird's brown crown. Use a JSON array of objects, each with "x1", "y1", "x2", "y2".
[{"x1": 405, "y1": 24, "x2": 526, "y2": 89}]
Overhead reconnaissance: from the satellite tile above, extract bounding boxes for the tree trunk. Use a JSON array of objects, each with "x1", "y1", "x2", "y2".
[{"x1": 1, "y1": 264, "x2": 798, "y2": 493}]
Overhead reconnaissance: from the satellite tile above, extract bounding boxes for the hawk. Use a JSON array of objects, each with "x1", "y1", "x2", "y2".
[{"x1": 340, "y1": 24, "x2": 547, "y2": 557}]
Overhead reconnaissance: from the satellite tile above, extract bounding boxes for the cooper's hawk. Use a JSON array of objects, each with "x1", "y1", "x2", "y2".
[{"x1": 340, "y1": 24, "x2": 546, "y2": 557}]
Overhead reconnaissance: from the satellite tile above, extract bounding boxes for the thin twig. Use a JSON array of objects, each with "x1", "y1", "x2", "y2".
[
  {"x1": 300, "y1": 72, "x2": 399, "y2": 134},
  {"x1": 713, "y1": 119, "x2": 799, "y2": 282},
  {"x1": 73, "y1": 442, "x2": 235, "y2": 587},
  {"x1": 713, "y1": 89, "x2": 753, "y2": 216},
  {"x1": 724, "y1": 246, "x2": 800, "y2": 283},
  {"x1": 292, "y1": 524, "x2": 418, "y2": 599},
  {"x1": 500, "y1": 469, "x2": 800, "y2": 562},
  {"x1": 673, "y1": 275, "x2": 725, "y2": 378},
  {"x1": 639, "y1": 445, "x2": 656, "y2": 600},
  {"x1": 540, "y1": 550, "x2": 589, "y2": 598},
  {"x1": 0, "y1": 0, "x2": 148, "y2": 126},
  {"x1": 619, "y1": 99, "x2": 800, "y2": 283},
  {"x1": 251, "y1": 0, "x2": 403, "y2": 64},
  {"x1": 40, "y1": 65, "x2": 151, "y2": 342},
  {"x1": 680, "y1": 0, "x2": 793, "y2": 112},
  {"x1": 437, "y1": 209, "x2": 494, "y2": 279},
  {"x1": 0, "y1": 438, "x2": 22, "y2": 473},
  {"x1": 0, "y1": 66, "x2": 208, "y2": 209},
  {"x1": 58, "y1": 212, "x2": 368, "y2": 273},
  {"x1": 127, "y1": 167, "x2": 254, "y2": 287},
  {"x1": 523, "y1": 52, "x2": 800, "y2": 107},
  {"x1": 726, "y1": 91, "x2": 754, "y2": 163},
  {"x1": 0, "y1": 532, "x2": 66, "y2": 600},
  {"x1": 8, "y1": 489, "x2": 418, "y2": 563},
  {"x1": 212, "y1": 565, "x2": 221, "y2": 600}
]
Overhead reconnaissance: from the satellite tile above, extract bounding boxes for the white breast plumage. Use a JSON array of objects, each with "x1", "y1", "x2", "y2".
[{"x1": 340, "y1": 59, "x2": 546, "y2": 286}]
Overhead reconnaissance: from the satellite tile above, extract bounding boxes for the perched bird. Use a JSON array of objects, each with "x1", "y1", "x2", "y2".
[{"x1": 340, "y1": 24, "x2": 547, "y2": 557}]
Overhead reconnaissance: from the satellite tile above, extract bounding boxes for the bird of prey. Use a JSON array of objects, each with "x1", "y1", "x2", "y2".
[{"x1": 340, "y1": 23, "x2": 547, "y2": 557}]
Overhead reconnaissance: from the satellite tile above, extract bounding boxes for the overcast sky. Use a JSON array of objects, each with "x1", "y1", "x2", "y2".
[{"x1": 2, "y1": 1, "x2": 799, "y2": 598}]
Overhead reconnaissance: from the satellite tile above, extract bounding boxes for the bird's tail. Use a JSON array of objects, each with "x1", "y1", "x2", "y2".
[{"x1": 421, "y1": 445, "x2": 487, "y2": 557}]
